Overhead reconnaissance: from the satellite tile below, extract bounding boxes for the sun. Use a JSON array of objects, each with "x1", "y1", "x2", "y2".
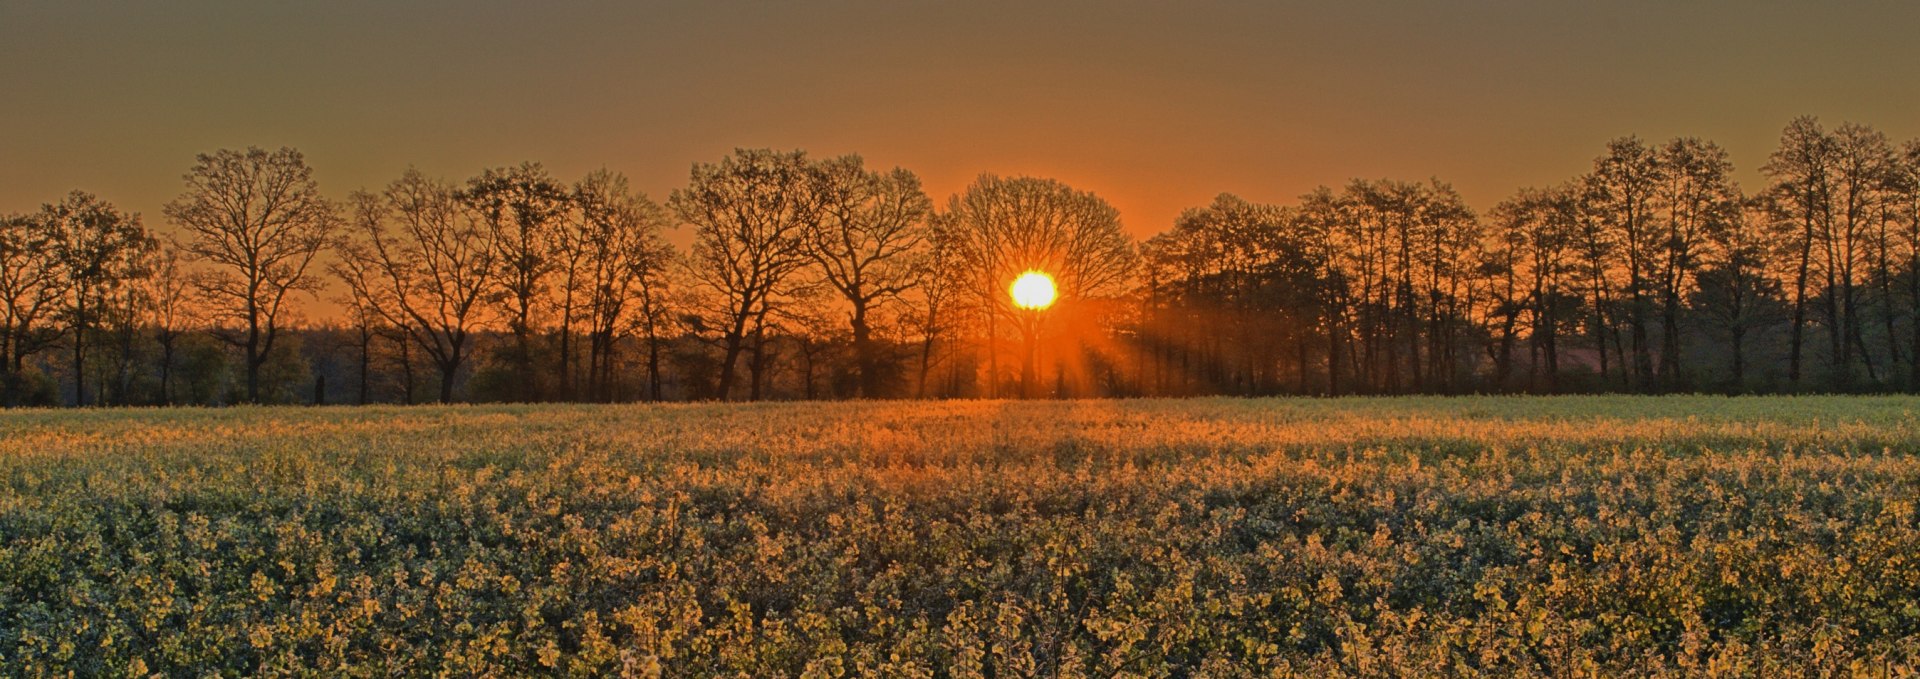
[{"x1": 1009, "y1": 270, "x2": 1057, "y2": 310}]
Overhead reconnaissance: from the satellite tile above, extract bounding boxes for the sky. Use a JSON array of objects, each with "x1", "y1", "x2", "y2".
[{"x1": 5, "y1": 0, "x2": 1920, "y2": 248}]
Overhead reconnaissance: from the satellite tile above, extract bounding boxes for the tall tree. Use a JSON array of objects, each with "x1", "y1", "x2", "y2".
[
  {"x1": 1694, "y1": 197, "x2": 1783, "y2": 390},
  {"x1": 464, "y1": 162, "x2": 570, "y2": 401},
  {"x1": 1896, "y1": 140, "x2": 1920, "y2": 390},
  {"x1": 1516, "y1": 185, "x2": 1580, "y2": 390},
  {"x1": 334, "y1": 170, "x2": 497, "y2": 403},
  {"x1": 1144, "y1": 194, "x2": 1321, "y2": 394},
  {"x1": 1650, "y1": 137, "x2": 1740, "y2": 389},
  {"x1": 805, "y1": 155, "x2": 933, "y2": 398},
  {"x1": 1761, "y1": 117, "x2": 1836, "y2": 388},
  {"x1": 672, "y1": 149, "x2": 820, "y2": 401},
  {"x1": 167, "y1": 147, "x2": 338, "y2": 403},
  {"x1": 910, "y1": 221, "x2": 966, "y2": 398},
  {"x1": 1295, "y1": 188, "x2": 1349, "y2": 394},
  {"x1": 1583, "y1": 137, "x2": 1665, "y2": 391},
  {"x1": 144, "y1": 248, "x2": 197, "y2": 405},
  {"x1": 0, "y1": 212, "x2": 66, "y2": 405},
  {"x1": 44, "y1": 191, "x2": 156, "y2": 406},
  {"x1": 943, "y1": 174, "x2": 1135, "y2": 397},
  {"x1": 572, "y1": 169, "x2": 675, "y2": 402},
  {"x1": 1825, "y1": 123, "x2": 1896, "y2": 385}
]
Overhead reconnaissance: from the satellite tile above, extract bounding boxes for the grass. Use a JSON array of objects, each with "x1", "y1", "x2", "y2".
[{"x1": 3, "y1": 396, "x2": 1920, "y2": 676}]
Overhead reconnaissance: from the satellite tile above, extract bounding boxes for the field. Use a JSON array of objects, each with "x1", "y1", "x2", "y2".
[{"x1": 3, "y1": 397, "x2": 1920, "y2": 677}]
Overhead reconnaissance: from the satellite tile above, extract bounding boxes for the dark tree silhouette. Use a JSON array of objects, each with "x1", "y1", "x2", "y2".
[
  {"x1": 44, "y1": 191, "x2": 156, "y2": 406},
  {"x1": 0, "y1": 212, "x2": 67, "y2": 405},
  {"x1": 943, "y1": 174, "x2": 1134, "y2": 397},
  {"x1": 572, "y1": 169, "x2": 675, "y2": 402},
  {"x1": 464, "y1": 163, "x2": 570, "y2": 401},
  {"x1": 167, "y1": 147, "x2": 337, "y2": 403},
  {"x1": 335, "y1": 170, "x2": 497, "y2": 404},
  {"x1": 672, "y1": 149, "x2": 820, "y2": 401},
  {"x1": 805, "y1": 155, "x2": 933, "y2": 398}
]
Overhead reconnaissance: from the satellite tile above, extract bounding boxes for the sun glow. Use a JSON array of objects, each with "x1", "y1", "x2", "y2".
[{"x1": 1010, "y1": 270, "x2": 1057, "y2": 310}]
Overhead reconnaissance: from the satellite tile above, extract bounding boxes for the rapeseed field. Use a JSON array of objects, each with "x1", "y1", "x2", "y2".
[{"x1": 3, "y1": 397, "x2": 1918, "y2": 676}]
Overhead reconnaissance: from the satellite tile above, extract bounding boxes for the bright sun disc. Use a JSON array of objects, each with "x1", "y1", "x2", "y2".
[{"x1": 1010, "y1": 270, "x2": 1057, "y2": 310}]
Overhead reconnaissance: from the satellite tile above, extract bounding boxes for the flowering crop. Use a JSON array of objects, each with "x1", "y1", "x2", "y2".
[{"x1": 3, "y1": 396, "x2": 1919, "y2": 676}]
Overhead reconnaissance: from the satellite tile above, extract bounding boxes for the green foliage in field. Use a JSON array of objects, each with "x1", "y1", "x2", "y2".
[{"x1": 3, "y1": 397, "x2": 1920, "y2": 677}]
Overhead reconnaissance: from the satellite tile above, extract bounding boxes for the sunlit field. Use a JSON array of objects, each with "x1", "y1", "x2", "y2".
[{"x1": 4, "y1": 397, "x2": 1920, "y2": 676}]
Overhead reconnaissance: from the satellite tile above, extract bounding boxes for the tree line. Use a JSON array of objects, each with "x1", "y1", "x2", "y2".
[{"x1": 4, "y1": 116, "x2": 1919, "y2": 406}]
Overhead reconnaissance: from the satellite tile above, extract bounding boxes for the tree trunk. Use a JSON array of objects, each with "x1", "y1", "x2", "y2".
[
  {"x1": 158, "y1": 336, "x2": 177, "y2": 406},
  {"x1": 399, "y1": 336, "x2": 416, "y2": 405},
  {"x1": 439, "y1": 359, "x2": 457, "y2": 403},
  {"x1": 716, "y1": 306, "x2": 749, "y2": 400},
  {"x1": 72, "y1": 293, "x2": 86, "y2": 407},
  {"x1": 1327, "y1": 306, "x2": 1344, "y2": 396},
  {"x1": 646, "y1": 320, "x2": 664, "y2": 402},
  {"x1": 917, "y1": 331, "x2": 936, "y2": 399},
  {"x1": 851, "y1": 299, "x2": 877, "y2": 398},
  {"x1": 1910, "y1": 262, "x2": 1920, "y2": 392},
  {"x1": 986, "y1": 303, "x2": 999, "y2": 399},
  {"x1": 557, "y1": 314, "x2": 572, "y2": 401},
  {"x1": 1789, "y1": 237, "x2": 1811, "y2": 387},
  {"x1": 1730, "y1": 325, "x2": 1747, "y2": 392},
  {"x1": 1659, "y1": 289, "x2": 1682, "y2": 391},
  {"x1": 356, "y1": 326, "x2": 371, "y2": 405},
  {"x1": 747, "y1": 324, "x2": 767, "y2": 401},
  {"x1": 245, "y1": 313, "x2": 262, "y2": 404}
]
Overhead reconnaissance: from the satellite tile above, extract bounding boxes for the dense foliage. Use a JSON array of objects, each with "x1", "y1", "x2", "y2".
[{"x1": 3, "y1": 397, "x2": 1919, "y2": 676}]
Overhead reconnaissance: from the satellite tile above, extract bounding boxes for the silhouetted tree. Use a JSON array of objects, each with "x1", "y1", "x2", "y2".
[
  {"x1": 572, "y1": 169, "x2": 675, "y2": 402},
  {"x1": 42, "y1": 192, "x2": 156, "y2": 406},
  {"x1": 167, "y1": 147, "x2": 337, "y2": 403},
  {"x1": 1650, "y1": 138, "x2": 1740, "y2": 389},
  {"x1": 144, "y1": 248, "x2": 196, "y2": 405},
  {"x1": 673, "y1": 149, "x2": 820, "y2": 401},
  {"x1": 1693, "y1": 197, "x2": 1784, "y2": 390},
  {"x1": 805, "y1": 155, "x2": 933, "y2": 398},
  {"x1": 943, "y1": 174, "x2": 1134, "y2": 397},
  {"x1": 1583, "y1": 138, "x2": 1664, "y2": 391},
  {"x1": 1896, "y1": 141, "x2": 1920, "y2": 390},
  {"x1": 1143, "y1": 194, "x2": 1322, "y2": 395},
  {"x1": 1761, "y1": 117, "x2": 1836, "y2": 388},
  {"x1": 910, "y1": 221, "x2": 966, "y2": 397},
  {"x1": 0, "y1": 212, "x2": 66, "y2": 405},
  {"x1": 465, "y1": 162, "x2": 569, "y2": 401},
  {"x1": 1826, "y1": 123, "x2": 1897, "y2": 386},
  {"x1": 335, "y1": 170, "x2": 497, "y2": 403}
]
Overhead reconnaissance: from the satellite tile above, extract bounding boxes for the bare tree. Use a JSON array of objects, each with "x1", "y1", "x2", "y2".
[
  {"x1": 911, "y1": 219, "x2": 966, "y2": 397},
  {"x1": 672, "y1": 149, "x2": 820, "y2": 401},
  {"x1": 166, "y1": 147, "x2": 338, "y2": 403},
  {"x1": 943, "y1": 174, "x2": 1135, "y2": 397},
  {"x1": 805, "y1": 155, "x2": 933, "y2": 397},
  {"x1": 1897, "y1": 141, "x2": 1920, "y2": 390},
  {"x1": 144, "y1": 248, "x2": 197, "y2": 405},
  {"x1": 1694, "y1": 197, "x2": 1783, "y2": 390},
  {"x1": 0, "y1": 212, "x2": 67, "y2": 405},
  {"x1": 1761, "y1": 117, "x2": 1836, "y2": 387},
  {"x1": 1583, "y1": 137, "x2": 1665, "y2": 391},
  {"x1": 1651, "y1": 137, "x2": 1740, "y2": 389},
  {"x1": 464, "y1": 162, "x2": 570, "y2": 401},
  {"x1": 334, "y1": 170, "x2": 497, "y2": 403},
  {"x1": 572, "y1": 169, "x2": 675, "y2": 402},
  {"x1": 1522, "y1": 185, "x2": 1580, "y2": 389},
  {"x1": 1824, "y1": 123, "x2": 1896, "y2": 385},
  {"x1": 1142, "y1": 194, "x2": 1320, "y2": 395},
  {"x1": 42, "y1": 192, "x2": 156, "y2": 406}
]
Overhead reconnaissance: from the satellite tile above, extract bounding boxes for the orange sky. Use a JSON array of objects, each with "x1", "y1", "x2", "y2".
[{"x1": 6, "y1": 1, "x2": 1920, "y2": 314}]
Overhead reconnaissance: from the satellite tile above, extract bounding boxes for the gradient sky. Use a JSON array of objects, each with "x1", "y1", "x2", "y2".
[{"x1": 6, "y1": 1, "x2": 1920, "y2": 246}]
